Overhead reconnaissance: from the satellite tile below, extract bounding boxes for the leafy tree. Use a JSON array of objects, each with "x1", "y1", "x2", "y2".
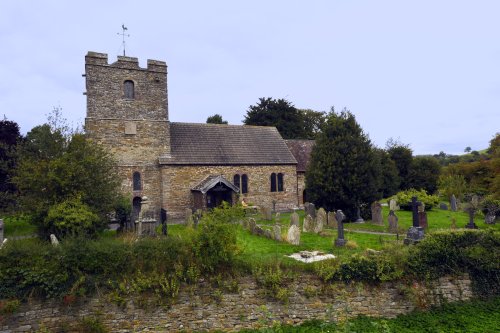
[
  {"x1": 386, "y1": 138, "x2": 413, "y2": 189},
  {"x1": 0, "y1": 119, "x2": 22, "y2": 211},
  {"x1": 438, "y1": 174, "x2": 467, "y2": 201},
  {"x1": 14, "y1": 123, "x2": 120, "y2": 238},
  {"x1": 373, "y1": 148, "x2": 400, "y2": 198},
  {"x1": 464, "y1": 146, "x2": 472, "y2": 153},
  {"x1": 305, "y1": 108, "x2": 382, "y2": 220},
  {"x1": 243, "y1": 97, "x2": 306, "y2": 139},
  {"x1": 407, "y1": 156, "x2": 442, "y2": 193},
  {"x1": 298, "y1": 109, "x2": 327, "y2": 139},
  {"x1": 206, "y1": 114, "x2": 228, "y2": 124}
]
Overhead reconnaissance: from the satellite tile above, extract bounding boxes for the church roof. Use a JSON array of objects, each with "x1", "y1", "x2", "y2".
[
  {"x1": 159, "y1": 122, "x2": 297, "y2": 165},
  {"x1": 284, "y1": 139, "x2": 315, "y2": 172}
]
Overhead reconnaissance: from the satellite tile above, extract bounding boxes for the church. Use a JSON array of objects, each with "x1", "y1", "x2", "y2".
[{"x1": 84, "y1": 52, "x2": 313, "y2": 221}]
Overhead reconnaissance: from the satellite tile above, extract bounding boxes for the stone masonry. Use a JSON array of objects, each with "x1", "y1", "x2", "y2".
[{"x1": 0, "y1": 274, "x2": 473, "y2": 332}]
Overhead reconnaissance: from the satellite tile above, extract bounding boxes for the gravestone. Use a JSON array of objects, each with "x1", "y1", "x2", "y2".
[
  {"x1": 185, "y1": 208, "x2": 194, "y2": 228},
  {"x1": 275, "y1": 212, "x2": 281, "y2": 223},
  {"x1": 465, "y1": 209, "x2": 478, "y2": 229},
  {"x1": 334, "y1": 210, "x2": 347, "y2": 246},
  {"x1": 354, "y1": 206, "x2": 364, "y2": 223},
  {"x1": 450, "y1": 194, "x2": 457, "y2": 212},
  {"x1": 450, "y1": 217, "x2": 457, "y2": 229},
  {"x1": 273, "y1": 224, "x2": 282, "y2": 241},
  {"x1": 387, "y1": 211, "x2": 399, "y2": 233},
  {"x1": 371, "y1": 202, "x2": 383, "y2": 225},
  {"x1": 389, "y1": 199, "x2": 398, "y2": 211},
  {"x1": 485, "y1": 211, "x2": 497, "y2": 225},
  {"x1": 303, "y1": 215, "x2": 314, "y2": 232},
  {"x1": 262, "y1": 207, "x2": 273, "y2": 221},
  {"x1": 50, "y1": 234, "x2": 59, "y2": 246},
  {"x1": 313, "y1": 211, "x2": 325, "y2": 234},
  {"x1": 404, "y1": 196, "x2": 425, "y2": 245},
  {"x1": 264, "y1": 229, "x2": 273, "y2": 239},
  {"x1": 287, "y1": 224, "x2": 300, "y2": 245},
  {"x1": 248, "y1": 218, "x2": 257, "y2": 234},
  {"x1": 305, "y1": 202, "x2": 316, "y2": 218},
  {"x1": 254, "y1": 225, "x2": 265, "y2": 236},
  {"x1": 327, "y1": 211, "x2": 338, "y2": 228},
  {"x1": 0, "y1": 219, "x2": 3, "y2": 245},
  {"x1": 439, "y1": 203, "x2": 448, "y2": 210},
  {"x1": 290, "y1": 212, "x2": 300, "y2": 227},
  {"x1": 0, "y1": 238, "x2": 7, "y2": 249},
  {"x1": 418, "y1": 211, "x2": 428, "y2": 229}
]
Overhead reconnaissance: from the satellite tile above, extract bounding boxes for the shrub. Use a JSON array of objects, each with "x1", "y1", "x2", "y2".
[
  {"x1": 44, "y1": 197, "x2": 102, "y2": 238},
  {"x1": 395, "y1": 188, "x2": 439, "y2": 210}
]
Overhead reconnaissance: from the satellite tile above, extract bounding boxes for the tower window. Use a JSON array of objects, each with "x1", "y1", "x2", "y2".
[
  {"x1": 124, "y1": 80, "x2": 135, "y2": 99},
  {"x1": 241, "y1": 174, "x2": 248, "y2": 194},
  {"x1": 133, "y1": 171, "x2": 141, "y2": 191}
]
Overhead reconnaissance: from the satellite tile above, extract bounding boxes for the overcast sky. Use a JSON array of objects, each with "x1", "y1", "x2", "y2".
[{"x1": 0, "y1": 0, "x2": 498, "y2": 155}]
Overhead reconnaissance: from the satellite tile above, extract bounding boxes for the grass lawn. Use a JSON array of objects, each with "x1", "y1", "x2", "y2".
[{"x1": 2, "y1": 214, "x2": 37, "y2": 237}]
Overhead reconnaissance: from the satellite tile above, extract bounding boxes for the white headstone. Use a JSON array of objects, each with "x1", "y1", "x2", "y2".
[
  {"x1": 50, "y1": 234, "x2": 59, "y2": 246},
  {"x1": 287, "y1": 225, "x2": 301, "y2": 245}
]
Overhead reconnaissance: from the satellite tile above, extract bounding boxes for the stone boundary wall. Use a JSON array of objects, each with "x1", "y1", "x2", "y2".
[{"x1": 0, "y1": 274, "x2": 473, "y2": 333}]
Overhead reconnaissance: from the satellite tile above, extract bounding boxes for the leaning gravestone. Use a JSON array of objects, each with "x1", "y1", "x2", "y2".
[
  {"x1": 450, "y1": 194, "x2": 457, "y2": 212},
  {"x1": 262, "y1": 207, "x2": 273, "y2": 221},
  {"x1": 327, "y1": 211, "x2": 338, "y2": 228},
  {"x1": 273, "y1": 224, "x2": 282, "y2": 241},
  {"x1": 287, "y1": 224, "x2": 300, "y2": 245},
  {"x1": 306, "y1": 202, "x2": 316, "y2": 218},
  {"x1": 389, "y1": 199, "x2": 398, "y2": 211},
  {"x1": 371, "y1": 202, "x2": 383, "y2": 225},
  {"x1": 303, "y1": 215, "x2": 314, "y2": 232},
  {"x1": 387, "y1": 211, "x2": 399, "y2": 233},
  {"x1": 254, "y1": 225, "x2": 265, "y2": 236},
  {"x1": 50, "y1": 234, "x2": 59, "y2": 246},
  {"x1": 248, "y1": 218, "x2": 257, "y2": 234},
  {"x1": 313, "y1": 211, "x2": 325, "y2": 234},
  {"x1": 0, "y1": 219, "x2": 3, "y2": 245},
  {"x1": 334, "y1": 210, "x2": 347, "y2": 246},
  {"x1": 290, "y1": 212, "x2": 300, "y2": 227}
]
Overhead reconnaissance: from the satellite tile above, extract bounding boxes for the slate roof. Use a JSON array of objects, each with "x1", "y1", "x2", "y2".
[
  {"x1": 159, "y1": 122, "x2": 297, "y2": 165},
  {"x1": 284, "y1": 140, "x2": 315, "y2": 172},
  {"x1": 191, "y1": 175, "x2": 239, "y2": 194}
]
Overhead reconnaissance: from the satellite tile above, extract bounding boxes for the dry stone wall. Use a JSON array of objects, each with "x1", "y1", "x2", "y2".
[{"x1": 0, "y1": 274, "x2": 473, "y2": 333}]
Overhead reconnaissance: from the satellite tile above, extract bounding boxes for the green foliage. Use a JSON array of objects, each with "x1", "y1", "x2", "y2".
[
  {"x1": 395, "y1": 188, "x2": 439, "y2": 210},
  {"x1": 373, "y1": 148, "x2": 400, "y2": 198},
  {"x1": 386, "y1": 138, "x2": 413, "y2": 190},
  {"x1": 253, "y1": 265, "x2": 291, "y2": 303},
  {"x1": 243, "y1": 97, "x2": 320, "y2": 139},
  {"x1": 407, "y1": 156, "x2": 441, "y2": 194},
  {"x1": 78, "y1": 315, "x2": 109, "y2": 333},
  {"x1": 44, "y1": 197, "x2": 101, "y2": 238},
  {"x1": 306, "y1": 109, "x2": 382, "y2": 220},
  {"x1": 438, "y1": 174, "x2": 467, "y2": 201},
  {"x1": 14, "y1": 126, "x2": 120, "y2": 238},
  {"x1": 298, "y1": 108, "x2": 327, "y2": 139},
  {"x1": 113, "y1": 194, "x2": 132, "y2": 229},
  {"x1": 0, "y1": 299, "x2": 20, "y2": 314},
  {"x1": 206, "y1": 114, "x2": 228, "y2": 124},
  {"x1": 0, "y1": 118, "x2": 22, "y2": 211}
]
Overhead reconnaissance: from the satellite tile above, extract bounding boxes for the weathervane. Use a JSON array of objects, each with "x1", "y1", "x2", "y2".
[{"x1": 117, "y1": 24, "x2": 130, "y2": 56}]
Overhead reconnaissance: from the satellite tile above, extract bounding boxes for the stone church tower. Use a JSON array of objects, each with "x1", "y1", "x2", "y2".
[{"x1": 84, "y1": 52, "x2": 170, "y2": 219}]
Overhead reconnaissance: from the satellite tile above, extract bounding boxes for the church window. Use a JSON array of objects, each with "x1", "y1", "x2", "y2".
[
  {"x1": 233, "y1": 174, "x2": 240, "y2": 190},
  {"x1": 277, "y1": 173, "x2": 284, "y2": 192},
  {"x1": 270, "y1": 173, "x2": 277, "y2": 192},
  {"x1": 124, "y1": 80, "x2": 135, "y2": 99},
  {"x1": 241, "y1": 174, "x2": 248, "y2": 194},
  {"x1": 133, "y1": 171, "x2": 141, "y2": 191}
]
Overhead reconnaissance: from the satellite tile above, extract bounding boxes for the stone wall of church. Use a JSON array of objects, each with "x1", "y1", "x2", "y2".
[
  {"x1": 161, "y1": 165, "x2": 298, "y2": 219},
  {"x1": 297, "y1": 172, "x2": 306, "y2": 206}
]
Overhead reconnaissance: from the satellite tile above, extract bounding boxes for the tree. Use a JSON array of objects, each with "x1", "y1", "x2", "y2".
[
  {"x1": 464, "y1": 146, "x2": 472, "y2": 153},
  {"x1": 407, "y1": 156, "x2": 442, "y2": 193},
  {"x1": 386, "y1": 138, "x2": 414, "y2": 189},
  {"x1": 14, "y1": 124, "x2": 120, "y2": 238},
  {"x1": 373, "y1": 148, "x2": 400, "y2": 198},
  {"x1": 298, "y1": 109, "x2": 327, "y2": 139},
  {"x1": 206, "y1": 114, "x2": 228, "y2": 124},
  {"x1": 243, "y1": 97, "x2": 306, "y2": 139},
  {"x1": 305, "y1": 108, "x2": 382, "y2": 220},
  {"x1": 0, "y1": 119, "x2": 22, "y2": 211}
]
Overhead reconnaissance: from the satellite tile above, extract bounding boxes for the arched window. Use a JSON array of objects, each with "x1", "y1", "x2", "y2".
[
  {"x1": 124, "y1": 80, "x2": 135, "y2": 99},
  {"x1": 233, "y1": 174, "x2": 240, "y2": 191},
  {"x1": 241, "y1": 174, "x2": 248, "y2": 194},
  {"x1": 277, "y1": 173, "x2": 284, "y2": 192},
  {"x1": 133, "y1": 171, "x2": 141, "y2": 191},
  {"x1": 270, "y1": 173, "x2": 277, "y2": 192}
]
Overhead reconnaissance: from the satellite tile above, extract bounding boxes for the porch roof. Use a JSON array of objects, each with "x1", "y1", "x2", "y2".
[{"x1": 191, "y1": 175, "x2": 239, "y2": 194}]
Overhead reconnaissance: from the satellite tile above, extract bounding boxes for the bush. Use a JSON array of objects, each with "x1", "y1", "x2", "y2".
[{"x1": 395, "y1": 188, "x2": 439, "y2": 210}]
